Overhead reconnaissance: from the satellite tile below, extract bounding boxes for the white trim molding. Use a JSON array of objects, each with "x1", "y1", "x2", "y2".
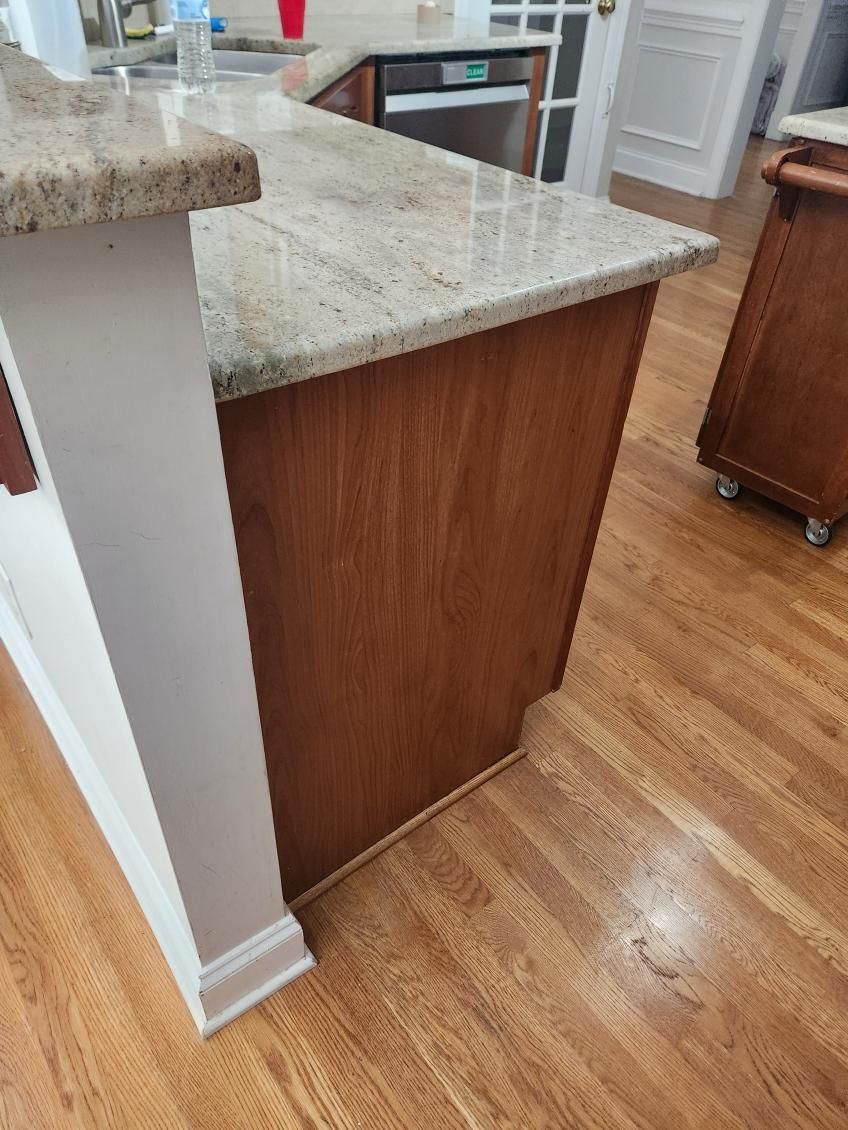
[
  {"x1": 614, "y1": 145, "x2": 709, "y2": 194},
  {"x1": 781, "y1": 0, "x2": 807, "y2": 26},
  {"x1": 642, "y1": 0, "x2": 746, "y2": 37},
  {"x1": 200, "y1": 916, "x2": 316, "y2": 1037},
  {"x1": 0, "y1": 599, "x2": 315, "y2": 1037}
]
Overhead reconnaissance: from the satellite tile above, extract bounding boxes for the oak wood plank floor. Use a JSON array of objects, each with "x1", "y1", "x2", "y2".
[{"x1": 4, "y1": 138, "x2": 848, "y2": 1127}]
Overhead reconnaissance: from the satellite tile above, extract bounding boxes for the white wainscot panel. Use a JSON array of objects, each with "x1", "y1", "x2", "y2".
[
  {"x1": 624, "y1": 44, "x2": 722, "y2": 151},
  {"x1": 614, "y1": 2, "x2": 745, "y2": 193}
]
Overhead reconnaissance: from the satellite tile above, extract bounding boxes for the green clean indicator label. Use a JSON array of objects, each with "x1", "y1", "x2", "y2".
[{"x1": 466, "y1": 63, "x2": 486, "y2": 80}]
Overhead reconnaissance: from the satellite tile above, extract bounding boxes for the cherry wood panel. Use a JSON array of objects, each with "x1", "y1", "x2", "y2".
[
  {"x1": 0, "y1": 364, "x2": 36, "y2": 496},
  {"x1": 698, "y1": 143, "x2": 848, "y2": 524},
  {"x1": 310, "y1": 63, "x2": 375, "y2": 125},
  {"x1": 522, "y1": 48, "x2": 547, "y2": 176},
  {"x1": 217, "y1": 287, "x2": 656, "y2": 898}
]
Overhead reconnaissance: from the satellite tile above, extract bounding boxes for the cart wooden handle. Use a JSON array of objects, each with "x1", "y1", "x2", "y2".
[{"x1": 766, "y1": 158, "x2": 848, "y2": 199}]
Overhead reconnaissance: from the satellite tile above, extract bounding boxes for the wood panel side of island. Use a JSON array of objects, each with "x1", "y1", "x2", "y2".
[{"x1": 217, "y1": 285, "x2": 657, "y2": 900}]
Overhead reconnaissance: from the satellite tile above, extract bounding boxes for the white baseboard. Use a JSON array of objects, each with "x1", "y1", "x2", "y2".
[
  {"x1": 200, "y1": 914, "x2": 316, "y2": 1036},
  {"x1": 613, "y1": 146, "x2": 711, "y2": 197},
  {"x1": 0, "y1": 600, "x2": 315, "y2": 1036}
]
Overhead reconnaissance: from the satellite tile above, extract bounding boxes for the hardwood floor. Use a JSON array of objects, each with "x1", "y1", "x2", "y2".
[{"x1": 5, "y1": 137, "x2": 848, "y2": 1127}]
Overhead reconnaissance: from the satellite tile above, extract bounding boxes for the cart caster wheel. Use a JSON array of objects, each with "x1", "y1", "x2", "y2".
[
  {"x1": 716, "y1": 475, "x2": 740, "y2": 500},
  {"x1": 805, "y1": 518, "x2": 832, "y2": 547}
]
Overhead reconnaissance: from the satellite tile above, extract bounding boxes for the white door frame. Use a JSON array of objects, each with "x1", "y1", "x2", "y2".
[{"x1": 570, "y1": 0, "x2": 645, "y2": 196}]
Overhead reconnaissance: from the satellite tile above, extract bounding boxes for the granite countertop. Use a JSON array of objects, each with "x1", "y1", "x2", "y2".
[
  {"x1": 0, "y1": 44, "x2": 259, "y2": 237},
  {"x1": 46, "y1": 15, "x2": 717, "y2": 400},
  {"x1": 780, "y1": 106, "x2": 848, "y2": 146},
  {"x1": 161, "y1": 92, "x2": 718, "y2": 401},
  {"x1": 89, "y1": 13, "x2": 562, "y2": 104}
]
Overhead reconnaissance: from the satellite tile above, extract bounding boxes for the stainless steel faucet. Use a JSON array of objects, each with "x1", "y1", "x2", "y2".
[{"x1": 97, "y1": 0, "x2": 152, "y2": 49}]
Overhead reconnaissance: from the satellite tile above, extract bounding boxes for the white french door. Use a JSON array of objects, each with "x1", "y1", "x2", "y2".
[{"x1": 487, "y1": 0, "x2": 641, "y2": 195}]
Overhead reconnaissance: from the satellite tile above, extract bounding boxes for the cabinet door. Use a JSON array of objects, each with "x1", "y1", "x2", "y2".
[
  {"x1": 310, "y1": 64, "x2": 375, "y2": 125},
  {"x1": 698, "y1": 147, "x2": 848, "y2": 519}
]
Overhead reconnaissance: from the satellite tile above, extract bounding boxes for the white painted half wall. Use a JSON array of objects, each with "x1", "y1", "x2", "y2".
[
  {"x1": 0, "y1": 325, "x2": 193, "y2": 947},
  {"x1": 614, "y1": 0, "x2": 785, "y2": 196},
  {"x1": 0, "y1": 212, "x2": 313, "y2": 1034}
]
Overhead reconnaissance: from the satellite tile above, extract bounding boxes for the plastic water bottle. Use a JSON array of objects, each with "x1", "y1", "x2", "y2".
[{"x1": 170, "y1": 0, "x2": 216, "y2": 95}]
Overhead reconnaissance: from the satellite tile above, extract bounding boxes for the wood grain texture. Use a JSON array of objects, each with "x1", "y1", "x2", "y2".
[
  {"x1": 6, "y1": 138, "x2": 848, "y2": 1128},
  {"x1": 699, "y1": 139, "x2": 848, "y2": 524},
  {"x1": 310, "y1": 63, "x2": 375, "y2": 124},
  {"x1": 522, "y1": 48, "x2": 547, "y2": 176},
  {"x1": 0, "y1": 364, "x2": 36, "y2": 496},
  {"x1": 288, "y1": 747, "x2": 529, "y2": 913},
  {"x1": 217, "y1": 290, "x2": 655, "y2": 898}
]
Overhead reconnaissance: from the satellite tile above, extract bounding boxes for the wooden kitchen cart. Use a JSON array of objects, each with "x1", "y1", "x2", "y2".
[{"x1": 697, "y1": 140, "x2": 848, "y2": 546}]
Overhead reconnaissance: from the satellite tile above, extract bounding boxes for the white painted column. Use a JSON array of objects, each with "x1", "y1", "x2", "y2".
[{"x1": 0, "y1": 212, "x2": 313, "y2": 1035}]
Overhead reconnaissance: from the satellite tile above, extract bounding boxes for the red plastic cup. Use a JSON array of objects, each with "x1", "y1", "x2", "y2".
[{"x1": 278, "y1": 0, "x2": 305, "y2": 38}]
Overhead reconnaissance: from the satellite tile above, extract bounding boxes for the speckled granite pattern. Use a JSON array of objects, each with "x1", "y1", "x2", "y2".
[
  {"x1": 0, "y1": 44, "x2": 259, "y2": 237},
  {"x1": 164, "y1": 96, "x2": 718, "y2": 401},
  {"x1": 83, "y1": 17, "x2": 715, "y2": 399},
  {"x1": 780, "y1": 106, "x2": 848, "y2": 146},
  {"x1": 89, "y1": 13, "x2": 561, "y2": 105}
]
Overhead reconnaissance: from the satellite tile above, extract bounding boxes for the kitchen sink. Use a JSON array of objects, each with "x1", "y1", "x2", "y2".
[
  {"x1": 155, "y1": 50, "x2": 305, "y2": 74},
  {"x1": 92, "y1": 50, "x2": 304, "y2": 89}
]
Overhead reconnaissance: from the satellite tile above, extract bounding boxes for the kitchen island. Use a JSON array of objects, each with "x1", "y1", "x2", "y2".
[{"x1": 117, "y1": 55, "x2": 719, "y2": 900}]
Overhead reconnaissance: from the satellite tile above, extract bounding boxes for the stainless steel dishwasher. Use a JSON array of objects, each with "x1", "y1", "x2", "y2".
[{"x1": 377, "y1": 54, "x2": 533, "y2": 173}]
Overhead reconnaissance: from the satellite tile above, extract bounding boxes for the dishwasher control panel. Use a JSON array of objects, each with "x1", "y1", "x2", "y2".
[{"x1": 441, "y1": 61, "x2": 489, "y2": 85}]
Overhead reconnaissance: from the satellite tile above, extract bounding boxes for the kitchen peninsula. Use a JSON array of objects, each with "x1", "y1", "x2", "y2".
[
  {"x1": 1, "y1": 30, "x2": 717, "y2": 1030},
  {"x1": 132, "y1": 31, "x2": 717, "y2": 901}
]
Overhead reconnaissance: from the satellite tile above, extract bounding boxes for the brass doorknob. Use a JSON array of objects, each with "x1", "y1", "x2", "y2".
[{"x1": 598, "y1": 0, "x2": 616, "y2": 13}]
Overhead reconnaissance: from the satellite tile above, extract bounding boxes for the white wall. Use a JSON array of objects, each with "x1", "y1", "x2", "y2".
[
  {"x1": 0, "y1": 213, "x2": 312, "y2": 1033},
  {"x1": 614, "y1": 0, "x2": 784, "y2": 196}
]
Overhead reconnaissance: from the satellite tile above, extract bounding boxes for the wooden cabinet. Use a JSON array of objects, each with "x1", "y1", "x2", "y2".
[
  {"x1": 0, "y1": 364, "x2": 36, "y2": 496},
  {"x1": 310, "y1": 63, "x2": 375, "y2": 125},
  {"x1": 697, "y1": 141, "x2": 848, "y2": 545},
  {"x1": 217, "y1": 285, "x2": 657, "y2": 902}
]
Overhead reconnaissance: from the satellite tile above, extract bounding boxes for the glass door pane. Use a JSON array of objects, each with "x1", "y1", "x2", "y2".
[{"x1": 488, "y1": 1, "x2": 600, "y2": 184}]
